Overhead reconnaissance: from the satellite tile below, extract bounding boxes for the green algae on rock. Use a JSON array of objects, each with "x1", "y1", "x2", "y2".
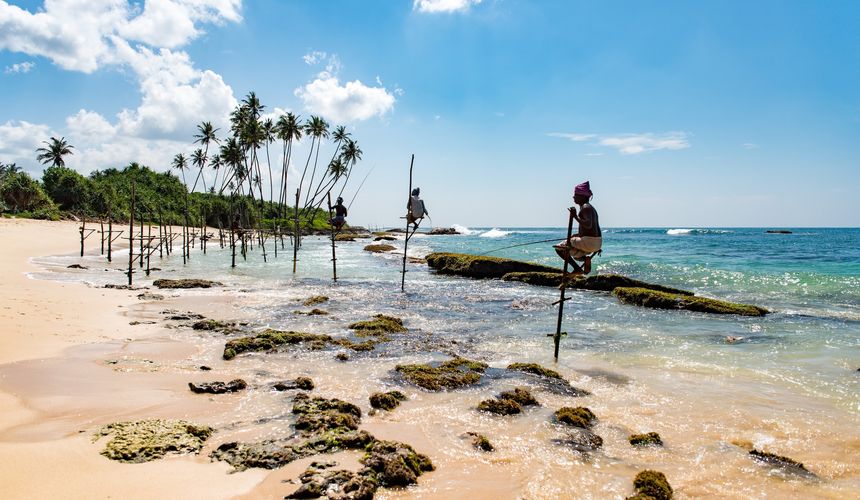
[
  {"x1": 360, "y1": 439, "x2": 435, "y2": 487},
  {"x1": 613, "y1": 287, "x2": 769, "y2": 316},
  {"x1": 287, "y1": 463, "x2": 378, "y2": 499},
  {"x1": 425, "y1": 252, "x2": 561, "y2": 279},
  {"x1": 348, "y1": 314, "x2": 407, "y2": 335},
  {"x1": 629, "y1": 470, "x2": 673, "y2": 500},
  {"x1": 273, "y1": 377, "x2": 315, "y2": 392},
  {"x1": 395, "y1": 357, "x2": 488, "y2": 391},
  {"x1": 363, "y1": 243, "x2": 397, "y2": 253},
  {"x1": 94, "y1": 419, "x2": 214, "y2": 463},
  {"x1": 477, "y1": 398, "x2": 522, "y2": 415},
  {"x1": 554, "y1": 407, "x2": 596, "y2": 428},
  {"x1": 192, "y1": 319, "x2": 237, "y2": 331},
  {"x1": 302, "y1": 295, "x2": 330, "y2": 306},
  {"x1": 223, "y1": 330, "x2": 333, "y2": 360},
  {"x1": 629, "y1": 432, "x2": 663, "y2": 447},
  {"x1": 369, "y1": 391, "x2": 407, "y2": 410},
  {"x1": 502, "y1": 272, "x2": 694, "y2": 295},
  {"x1": 293, "y1": 308, "x2": 330, "y2": 316},
  {"x1": 507, "y1": 362, "x2": 563, "y2": 379},
  {"x1": 464, "y1": 432, "x2": 494, "y2": 452},
  {"x1": 498, "y1": 387, "x2": 539, "y2": 406},
  {"x1": 188, "y1": 379, "x2": 247, "y2": 394},
  {"x1": 152, "y1": 278, "x2": 223, "y2": 289}
]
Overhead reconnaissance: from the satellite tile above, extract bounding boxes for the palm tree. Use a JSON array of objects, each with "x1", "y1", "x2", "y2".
[
  {"x1": 308, "y1": 125, "x2": 350, "y2": 205},
  {"x1": 191, "y1": 121, "x2": 219, "y2": 192},
  {"x1": 275, "y1": 113, "x2": 302, "y2": 217},
  {"x1": 36, "y1": 137, "x2": 74, "y2": 167},
  {"x1": 299, "y1": 116, "x2": 329, "y2": 207},
  {"x1": 172, "y1": 153, "x2": 188, "y2": 187},
  {"x1": 210, "y1": 153, "x2": 222, "y2": 193},
  {"x1": 336, "y1": 138, "x2": 363, "y2": 198},
  {"x1": 262, "y1": 118, "x2": 276, "y2": 204}
]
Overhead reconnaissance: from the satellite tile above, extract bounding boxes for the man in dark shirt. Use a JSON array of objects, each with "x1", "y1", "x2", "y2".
[
  {"x1": 554, "y1": 181, "x2": 602, "y2": 274},
  {"x1": 331, "y1": 196, "x2": 348, "y2": 230}
]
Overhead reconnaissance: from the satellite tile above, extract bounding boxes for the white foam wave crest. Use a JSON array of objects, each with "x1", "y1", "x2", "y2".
[
  {"x1": 451, "y1": 224, "x2": 476, "y2": 235},
  {"x1": 480, "y1": 228, "x2": 511, "y2": 238},
  {"x1": 667, "y1": 228, "x2": 733, "y2": 235}
]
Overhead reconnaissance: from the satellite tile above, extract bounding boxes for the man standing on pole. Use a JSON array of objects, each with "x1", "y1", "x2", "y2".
[{"x1": 554, "y1": 181, "x2": 602, "y2": 275}]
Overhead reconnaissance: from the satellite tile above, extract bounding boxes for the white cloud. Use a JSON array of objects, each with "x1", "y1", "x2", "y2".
[
  {"x1": 66, "y1": 109, "x2": 116, "y2": 141},
  {"x1": 413, "y1": 0, "x2": 482, "y2": 14},
  {"x1": 549, "y1": 131, "x2": 690, "y2": 155},
  {"x1": 4, "y1": 61, "x2": 34, "y2": 73},
  {"x1": 0, "y1": 120, "x2": 54, "y2": 173},
  {"x1": 296, "y1": 55, "x2": 396, "y2": 123}
]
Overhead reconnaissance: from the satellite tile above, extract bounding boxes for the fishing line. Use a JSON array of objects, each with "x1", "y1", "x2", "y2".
[
  {"x1": 477, "y1": 237, "x2": 562, "y2": 256},
  {"x1": 347, "y1": 165, "x2": 375, "y2": 211}
]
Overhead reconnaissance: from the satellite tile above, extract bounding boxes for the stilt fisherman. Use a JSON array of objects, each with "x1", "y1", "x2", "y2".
[{"x1": 554, "y1": 181, "x2": 602, "y2": 274}]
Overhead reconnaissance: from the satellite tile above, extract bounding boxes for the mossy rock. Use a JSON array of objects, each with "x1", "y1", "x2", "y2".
[
  {"x1": 223, "y1": 330, "x2": 333, "y2": 360},
  {"x1": 374, "y1": 235, "x2": 397, "y2": 241},
  {"x1": 153, "y1": 279, "x2": 223, "y2": 289},
  {"x1": 425, "y1": 252, "x2": 561, "y2": 279},
  {"x1": 211, "y1": 430, "x2": 375, "y2": 471},
  {"x1": 465, "y1": 432, "x2": 494, "y2": 452},
  {"x1": 629, "y1": 432, "x2": 663, "y2": 447},
  {"x1": 395, "y1": 357, "x2": 488, "y2": 391},
  {"x1": 478, "y1": 398, "x2": 522, "y2": 415},
  {"x1": 360, "y1": 439, "x2": 435, "y2": 487},
  {"x1": 502, "y1": 272, "x2": 694, "y2": 296},
  {"x1": 293, "y1": 308, "x2": 329, "y2": 316},
  {"x1": 498, "y1": 387, "x2": 538, "y2": 406},
  {"x1": 334, "y1": 234, "x2": 356, "y2": 241},
  {"x1": 369, "y1": 391, "x2": 407, "y2": 410},
  {"x1": 364, "y1": 244, "x2": 397, "y2": 253},
  {"x1": 94, "y1": 419, "x2": 214, "y2": 463},
  {"x1": 302, "y1": 295, "x2": 329, "y2": 306},
  {"x1": 335, "y1": 338, "x2": 379, "y2": 351},
  {"x1": 750, "y1": 449, "x2": 814, "y2": 477},
  {"x1": 287, "y1": 465, "x2": 378, "y2": 499},
  {"x1": 630, "y1": 470, "x2": 673, "y2": 500},
  {"x1": 555, "y1": 407, "x2": 596, "y2": 428},
  {"x1": 613, "y1": 287, "x2": 769, "y2": 316},
  {"x1": 188, "y1": 379, "x2": 247, "y2": 394},
  {"x1": 349, "y1": 314, "x2": 407, "y2": 335},
  {"x1": 192, "y1": 319, "x2": 236, "y2": 331},
  {"x1": 507, "y1": 362, "x2": 563, "y2": 379},
  {"x1": 274, "y1": 377, "x2": 315, "y2": 392}
]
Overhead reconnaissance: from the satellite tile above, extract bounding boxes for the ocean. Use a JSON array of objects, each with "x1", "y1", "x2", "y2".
[{"x1": 33, "y1": 226, "x2": 860, "y2": 497}]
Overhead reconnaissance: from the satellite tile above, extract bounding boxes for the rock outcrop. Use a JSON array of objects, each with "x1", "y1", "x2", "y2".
[
  {"x1": 613, "y1": 287, "x2": 769, "y2": 316},
  {"x1": 153, "y1": 279, "x2": 222, "y2": 289},
  {"x1": 94, "y1": 419, "x2": 214, "y2": 463},
  {"x1": 425, "y1": 252, "x2": 560, "y2": 279}
]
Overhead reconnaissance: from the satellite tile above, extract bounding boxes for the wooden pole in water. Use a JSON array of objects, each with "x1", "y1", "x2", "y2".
[
  {"x1": 158, "y1": 210, "x2": 164, "y2": 258},
  {"x1": 401, "y1": 154, "x2": 415, "y2": 292},
  {"x1": 145, "y1": 213, "x2": 152, "y2": 276},
  {"x1": 327, "y1": 192, "x2": 337, "y2": 282},
  {"x1": 80, "y1": 214, "x2": 86, "y2": 257},
  {"x1": 139, "y1": 216, "x2": 144, "y2": 268},
  {"x1": 100, "y1": 219, "x2": 105, "y2": 254},
  {"x1": 107, "y1": 208, "x2": 113, "y2": 263},
  {"x1": 127, "y1": 181, "x2": 135, "y2": 286},
  {"x1": 552, "y1": 206, "x2": 577, "y2": 361},
  {"x1": 292, "y1": 189, "x2": 299, "y2": 273}
]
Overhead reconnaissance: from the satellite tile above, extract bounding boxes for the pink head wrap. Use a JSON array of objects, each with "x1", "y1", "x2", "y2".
[{"x1": 574, "y1": 181, "x2": 592, "y2": 198}]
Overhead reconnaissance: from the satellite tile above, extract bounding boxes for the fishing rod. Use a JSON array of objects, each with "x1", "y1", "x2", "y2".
[
  {"x1": 347, "y1": 165, "x2": 375, "y2": 211},
  {"x1": 477, "y1": 237, "x2": 562, "y2": 256}
]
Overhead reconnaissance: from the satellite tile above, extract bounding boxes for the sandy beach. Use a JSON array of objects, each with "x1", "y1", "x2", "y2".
[{"x1": 0, "y1": 219, "x2": 265, "y2": 499}]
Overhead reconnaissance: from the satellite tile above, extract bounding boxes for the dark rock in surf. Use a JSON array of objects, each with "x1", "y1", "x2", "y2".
[
  {"x1": 613, "y1": 287, "x2": 769, "y2": 316},
  {"x1": 153, "y1": 278, "x2": 222, "y2": 289},
  {"x1": 188, "y1": 379, "x2": 247, "y2": 394}
]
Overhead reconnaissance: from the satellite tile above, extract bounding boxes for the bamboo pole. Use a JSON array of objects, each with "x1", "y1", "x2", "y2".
[
  {"x1": 145, "y1": 215, "x2": 152, "y2": 276},
  {"x1": 401, "y1": 154, "x2": 415, "y2": 292},
  {"x1": 107, "y1": 210, "x2": 113, "y2": 263},
  {"x1": 80, "y1": 215, "x2": 86, "y2": 257},
  {"x1": 552, "y1": 206, "x2": 577, "y2": 361},
  {"x1": 292, "y1": 189, "x2": 299, "y2": 273},
  {"x1": 127, "y1": 181, "x2": 135, "y2": 286},
  {"x1": 327, "y1": 192, "x2": 337, "y2": 282},
  {"x1": 100, "y1": 219, "x2": 105, "y2": 254},
  {"x1": 139, "y1": 217, "x2": 144, "y2": 268}
]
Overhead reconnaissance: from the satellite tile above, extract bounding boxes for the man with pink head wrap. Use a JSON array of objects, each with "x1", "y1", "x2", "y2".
[{"x1": 554, "y1": 181, "x2": 602, "y2": 274}]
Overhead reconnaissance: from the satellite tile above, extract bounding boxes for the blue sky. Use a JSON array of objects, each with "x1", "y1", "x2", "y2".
[{"x1": 1, "y1": 0, "x2": 858, "y2": 227}]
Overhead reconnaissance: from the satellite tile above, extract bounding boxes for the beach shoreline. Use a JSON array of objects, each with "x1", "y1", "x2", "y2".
[{"x1": 1, "y1": 218, "x2": 858, "y2": 499}]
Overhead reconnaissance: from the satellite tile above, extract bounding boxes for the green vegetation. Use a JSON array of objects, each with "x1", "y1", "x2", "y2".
[
  {"x1": 223, "y1": 330, "x2": 333, "y2": 359},
  {"x1": 94, "y1": 419, "x2": 214, "y2": 463},
  {"x1": 613, "y1": 287, "x2": 769, "y2": 316},
  {"x1": 466, "y1": 432, "x2": 494, "y2": 452},
  {"x1": 477, "y1": 398, "x2": 522, "y2": 415},
  {"x1": 395, "y1": 357, "x2": 488, "y2": 391},
  {"x1": 502, "y1": 272, "x2": 694, "y2": 295},
  {"x1": 369, "y1": 391, "x2": 407, "y2": 410},
  {"x1": 498, "y1": 387, "x2": 539, "y2": 406},
  {"x1": 302, "y1": 295, "x2": 329, "y2": 306},
  {"x1": 153, "y1": 278, "x2": 222, "y2": 289},
  {"x1": 348, "y1": 314, "x2": 407, "y2": 336}
]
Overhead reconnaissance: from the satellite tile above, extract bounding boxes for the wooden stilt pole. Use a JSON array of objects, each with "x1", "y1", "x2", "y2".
[
  {"x1": 107, "y1": 210, "x2": 113, "y2": 263},
  {"x1": 80, "y1": 215, "x2": 86, "y2": 257},
  {"x1": 327, "y1": 192, "x2": 337, "y2": 282},
  {"x1": 552, "y1": 206, "x2": 577, "y2": 361},
  {"x1": 127, "y1": 181, "x2": 135, "y2": 286},
  {"x1": 145, "y1": 215, "x2": 152, "y2": 277},
  {"x1": 100, "y1": 219, "x2": 105, "y2": 254},
  {"x1": 401, "y1": 154, "x2": 415, "y2": 292},
  {"x1": 292, "y1": 189, "x2": 299, "y2": 273},
  {"x1": 158, "y1": 210, "x2": 164, "y2": 258}
]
